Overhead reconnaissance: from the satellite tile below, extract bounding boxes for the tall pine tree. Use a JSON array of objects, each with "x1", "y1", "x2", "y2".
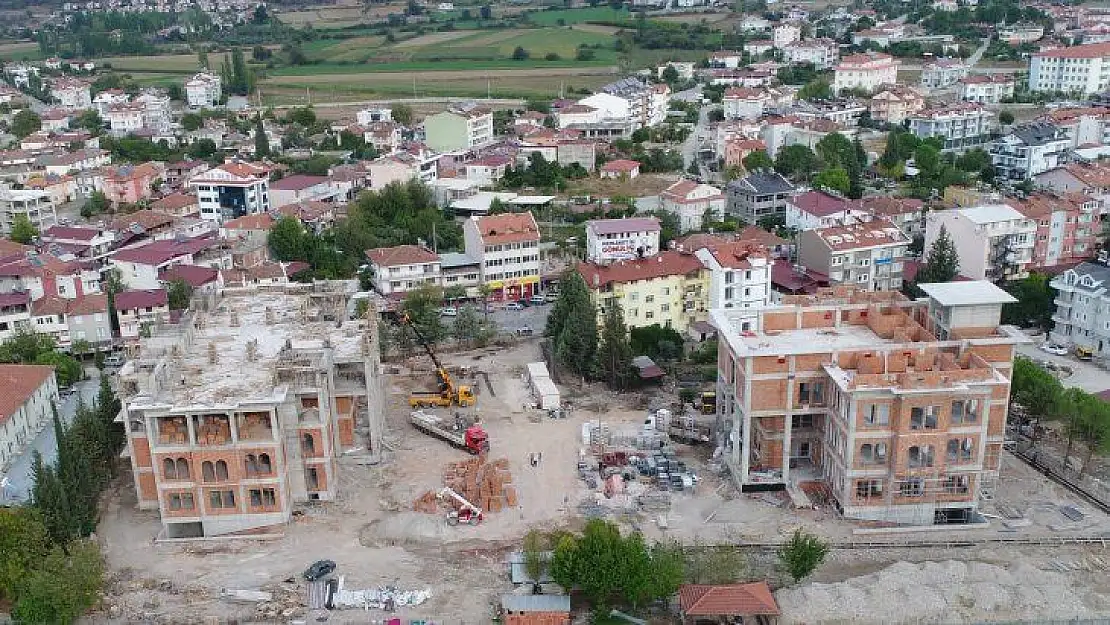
[
  {"x1": 597, "y1": 300, "x2": 633, "y2": 390},
  {"x1": 254, "y1": 115, "x2": 269, "y2": 157},
  {"x1": 917, "y1": 225, "x2": 960, "y2": 284},
  {"x1": 549, "y1": 271, "x2": 598, "y2": 379}
]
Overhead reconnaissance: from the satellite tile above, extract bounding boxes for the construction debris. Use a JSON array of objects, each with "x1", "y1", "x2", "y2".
[
  {"x1": 332, "y1": 577, "x2": 431, "y2": 610},
  {"x1": 413, "y1": 456, "x2": 516, "y2": 514}
]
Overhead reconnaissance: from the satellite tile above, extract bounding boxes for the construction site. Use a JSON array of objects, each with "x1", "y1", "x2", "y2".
[{"x1": 95, "y1": 281, "x2": 1110, "y2": 623}]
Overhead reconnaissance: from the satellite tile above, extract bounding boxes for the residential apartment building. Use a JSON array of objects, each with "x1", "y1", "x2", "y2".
[
  {"x1": 711, "y1": 282, "x2": 1022, "y2": 524},
  {"x1": 723, "y1": 88, "x2": 771, "y2": 121},
  {"x1": 40, "y1": 224, "x2": 115, "y2": 265},
  {"x1": 989, "y1": 122, "x2": 1070, "y2": 180},
  {"x1": 1033, "y1": 162, "x2": 1110, "y2": 208},
  {"x1": 30, "y1": 293, "x2": 112, "y2": 349},
  {"x1": 797, "y1": 217, "x2": 910, "y2": 292},
  {"x1": 958, "y1": 74, "x2": 1016, "y2": 104},
  {"x1": 857, "y1": 196, "x2": 926, "y2": 238},
  {"x1": 1043, "y1": 106, "x2": 1110, "y2": 150},
  {"x1": 106, "y1": 102, "x2": 146, "y2": 134},
  {"x1": 0, "y1": 187, "x2": 57, "y2": 237},
  {"x1": 925, "y1": 204, "x2": 1036, "y2": 281},
  {"x1": 585, "y1": 217, "x2": 662, "y2": 264},
  {"x1": 269, "y1": 175, "x2": 343, "y2": 208},
  {"x1": 833, "y1": 52, "x2": 900, "y2": 95},
  {"x1": 463, "y1": 212, "x2": 541, "y2": 302},
  {"x1": 920, "y1": 58, "x2": 968, "y2": 89},
  {"x1": 0, "y1": 291, "x2": 31, "y2": 342},
  {"x1": 725, "y1": 172, "x2": 797, "y2": 223},
  {"x1": 772, "y1": 22, "x2": 801, "y2": 48},
  {"x1": 115, "y1": 288, "x2": 170, "y2": 342},
  {"x1": 1028, "y1": 42, "x2": 1110, "y2": 95},
  {"x1": 356, "y1": 107, "x2": 392, "y2": 125},
  {"x1": 364, "y1": 244, "x2": 441, "y2": 297},
  {"x1": 50, "y1": 77, "x2": 92, "y2": 108},
  {"x1": 597, "y1": 77, "x2": 670, "y2": 130},
  {"x1": 439, "y1": 252, "x2": 482, "y2": 299},
  {"x1": 1010, "y1": 192, "x2": 1101, "y2": 269},
  {"x1": 185, "y1": 72, "x2": 222, "y2": 108},
  {"x1": 119, "y1": 284, "x2": 385, "y2": 538},
  {"x1": 109, "y1": 237, "x2": 218, "y2": 290},
  {"x1": 423, "y1": 102, "x2": 494, "y2": 153},
  {"x1": 870, "y1": 86, "x2": 925, "y2": 125},
  {"x1": 577, "y1": 250, "x2": 708, "y2": 333},
  {"x1": 907, "y1": 103, "x2": 996, "y2": 151},
  {"x1": 103, "y1": 162, "x2": 166, "y2": 205},
  {"x1": 0, "y1": 365, "x2": 58, "y2": 473},
  {"x1": 190, "y1": 161, "x2": 271, "y2": 222},
  {"x1": 783, "y1": 39, "x2": 839, "y2": 70},
  {"x1": 1049, "y1": 260, "x2": 1110, "y2": 355},
  {"x1": 660, "y1": 180, "x2": 726, "y2": 233},
  {"x1": 694, "y1": 242, "x2": 772, "y2": 313},
  {"x1": 136, "y1": 91, "x2": 172, "y2": 132}
]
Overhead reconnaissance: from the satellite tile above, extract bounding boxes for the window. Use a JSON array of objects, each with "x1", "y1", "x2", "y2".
[
  {"x1": 645, "y1": 295, "x2": 655, "y2": 303},
  {"x1": 951, "y1": 399, "x2": 979, "y2": 424},
  {"x1": 201, "y1": 461, "x2": 215, "y2": 482},
  {"x1": 859, "y1": 442, "x2": 887, "y2": 464},
  {"x1": 943, "y1": 475, "x2": 970, "y2": 495},
  {"x1": 863, "y1": 404, "x2": 889, "y2": 426},
  {"x1": 898, "y1": 478, "x2": 924, "y2": 497},
  {"x1": 908, "y1": 445, "x2": 934, "y2": 468},
  {"x1": 215, "y1": 460, "x2": 228, "y2": 481},
  {"x1": 249, "y1": 488, "x2": 277, "y2": 507},
  {"x1": 725, "y1": 272, "x2": 734, "y2": 284},
  {"x1": 306, "y1": 467, "x2": 320, "y2": 490},
  {"x1": 208, "y1": 490, "x2": 235, "y2": 509},
  {"x1": 856, "y1": 479, "x2": 883, "y2": 499},
  {"x1": 302, "y1": 433, "x2": 316, "y2": 456},
  {"x1": 947, "y1": 437, "x2": 974, "y2": 462},
  {"x1": 910, "y1": 406, "x2": 938, "y2": 429},
  {"x1": 797, "y1": 381, "x2": 824, "y2": 405},
  {"x1": 168, "y1": 493, "x2": 194, "y2": 511},
  {"x1": 258, "y1": 453, "x2": 271, "y2": 474},
  {"x1": 645, "y1": 311, "x2": 655, "y2": 320},
  {"x1": 792, "y1": 414, "x2": 814, "y2": 429},
  {"x1": 163, "y1": 457, "x2": 189, "y2": 480}
]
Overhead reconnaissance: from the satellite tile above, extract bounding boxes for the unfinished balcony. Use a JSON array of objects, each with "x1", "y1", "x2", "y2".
[
  {"x1": 236, "y1": 411, "x2": 274, "y2": 443},
  {"x1": 155, "y1": 416, "x2": 189, "y2": 446},
  {"x1": 193, "y1": 414, "x2": 232, "y2": 446}
]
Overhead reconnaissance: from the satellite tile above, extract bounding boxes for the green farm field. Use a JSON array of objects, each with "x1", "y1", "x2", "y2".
[{"x1": 0, "y1": 41, "x2": 43, "y2": 61}]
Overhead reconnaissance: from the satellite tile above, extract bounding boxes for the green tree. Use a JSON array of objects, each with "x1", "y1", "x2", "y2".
[
  {"x1": 774, "y1": 144, "x2": 819, "y2": 181},
  {"x1": 401, "y1": 283, "x2": 447, "y2": 346},
  {"x1": 1002, "y1": 273, "x2": 1054, "y2": 329},
  {"x1": 661, "y1": 65, "x2": 679, "y2": 84},
  {"x1": 253, "y1": 114, "x2": 269, "y2": 157},
  {"x1": 512, "y1": 46, "x2": 530, "y2": 60},
  {"x1": 9, "y1": 213, "x2": 38, "y2": 244},
  {"x1": 1011, "y1": 356, "x2": 1062, "y2": 421},
  {"x1": 12, "y1": 540, "x2": 103, "y2": 625},
  {"x1": 33, "y1": 351, "x2": 82, "y2": 387},
  {"x1": 797, "y1": 78, "x2": 832, "y2": 100},
  {"x1": 629, "y1": 324, "x2": 683, "y2": 362},
  {"x1": 181, "y1": 112, "x2": 203, "y2": 131},
  {"x1": 96, "y1": 374, "x2": 124, "y2": 456},
  {"x1": 546, "y1": 271, "x2": 598, "y2": 378},
  {"x1": 11, "y1": 109, "x2": 42, "y2": 138},
  {"x1": 452, "y1": 305, "x2": 494, "y2": 348},
  {"x1": 268, "y1": 216, "x2": 307, "y2": 261},
  {"x1": 391, "y1": 103, "x2": 414, "y2": 126},
  {"x1": 684, "y1": 541, "x2": 748, "y2": 584},
  {"x1": 779, "y1": 528, "x2": 829, "y2": 582},
  {"x1": 197, "y1": 48, "x2": 209, "y2": 69},
  {"x1": 916, "y1": 225, "x2": 960, "y2": 284},
  {"x1": 75, "y1": 109, "x2": 103, "y2": 134},
  {"x1": 522, "y1": 529, "x2": 548, "y2": 586},
  {"x1": 742, "y1": 149, "x2": 773, "y2": 171},
  {"x1": 597, "y1": 300, "x2": 633, "y2": 390},
  {"x1": 80, "y1": 191, "x2": 110, "y2": 219},
  {"x1": 285, "y1": 106, "x2": 316, "y2": 127},
  {"x1": 0, "y1": 508, "x2": 49, "y2": 602},
  {"x1": 813, "y1": 167, "x2": 851, "y2": 195},
  {"x1": 166, "y1": 278, "x2": 193, "y2": 311},
  {"x1": 999, "y1": 109, "x2": 1015, "y2": 125}
]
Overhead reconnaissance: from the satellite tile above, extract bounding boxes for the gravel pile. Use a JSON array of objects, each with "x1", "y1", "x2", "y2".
[{"x1": 776, "y1": 560, "x2": 1106, "y2": 624}]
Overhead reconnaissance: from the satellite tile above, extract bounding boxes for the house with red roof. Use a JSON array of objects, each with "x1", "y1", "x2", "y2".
[
  {"x1": 677, "y1": 582, "x2": 780, "y2": 624},
  {"x1": 159, "y1": 264, "x2": 221, "y2": 291},
  {"x1": 151, "y1": 192, "x2": 200, "y2": 218},
  {"x1": 0, "y1": 364, "x2": 59, "y2": 476},
  {"x1": 109, "y1": 237, "x2": 219, "y2": 290},
  {"x1": 661, "y1": 180, "x2": 727, "y2": 233},
  {"x1": 30, "y1": 293, "x2": 110, "y2": 349},
  {"x1": 786, "y1": 190, "x2": 866, "y2": 230},
  {"x1": 694, "y1": 241, "x2": 772, "y2": 313},
  {"x1": 115, "y1": 288, "x2": 169, "y2": 341},
  {"x1": 40, "y1": 224, "x2": 115, "y2": 264},
  {"x1": 220, "y1": 261, "x2": 308, "y2": 288},
  {"x1": 576, "y1": 249, "x2": 706, "y2": 332},
  {"x1": 599, "y1": 159, "x2": 641, "y2": 179},
  {"x1": 463, "y1": 212, "x2": 541, "y2": 301},
  {"x1": 103, "y1": 162, "x2": 166, "y2": 205},
  {"x1": 269, "y1": 174, "x2": 343, "y2": 209},
  {"x1": 365, "y1": 244, "x2": 441, "y2": 297},
  {"x1": 0, "y1": 252, "x2": 101, "y2": 301}
]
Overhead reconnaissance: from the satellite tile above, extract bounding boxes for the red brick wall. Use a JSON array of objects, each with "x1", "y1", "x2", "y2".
[{"x1": 504, "y1": 611, "x2": 570, "y2": 625}]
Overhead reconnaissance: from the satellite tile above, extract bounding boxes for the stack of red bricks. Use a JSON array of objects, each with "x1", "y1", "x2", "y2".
[{"x1": 411, "y1": 456, "x2": 517, "y2": 514}]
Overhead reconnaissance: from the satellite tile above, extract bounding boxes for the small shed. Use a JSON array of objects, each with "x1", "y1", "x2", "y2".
[
  {"x1": 677, "y1": 582, "x2": 780, "y2": 624},
  {"x1": 526, "y1": 361, "x2": 561, "y2": 409},
  {"x1": 632, "y1": 355, "x2": 666, "y2": 380},
  {"x1": 501, "y1": 594, "x2": 571, "y2": 625}
]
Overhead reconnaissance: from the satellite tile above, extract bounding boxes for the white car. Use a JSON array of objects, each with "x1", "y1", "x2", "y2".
[
  {"x1": 1040, "y1": 342, "x2": 1068, "y2": 356},
  {"x1": 440, "y1": 307, "x2": 458, "y2": 317}
]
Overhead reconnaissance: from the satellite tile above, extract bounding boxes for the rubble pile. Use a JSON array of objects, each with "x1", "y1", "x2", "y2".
[{"x1": 412, "y1": 456, "x2": 517, "y2": 514}]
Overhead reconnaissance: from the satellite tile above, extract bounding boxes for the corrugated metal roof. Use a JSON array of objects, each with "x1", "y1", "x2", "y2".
[{"x1": 501, "y1": 594, "x2": 570, "y2": 612}]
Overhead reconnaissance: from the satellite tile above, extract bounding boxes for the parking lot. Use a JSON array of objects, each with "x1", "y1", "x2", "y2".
[
  {"x1": 443, "y1": 300, "x2": 551, "y2": 336},
  {"x1": 1016, "y1": 342, "x2": 1110, "y2": 394}
]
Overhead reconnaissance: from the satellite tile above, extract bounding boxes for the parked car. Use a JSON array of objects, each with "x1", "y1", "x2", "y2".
[
  {"x1": 1040, "y1": 342, "x2": 1068, "y2": 356},
  {"x1": 505, "y1": 302, "x2": 525, "y2": 311},
  {"x1": 516, "y1": 298, "x2": 530, "y2": 308},
  {"x1": 545, "y1": 292, "x2": 559, "y2": 302},
  {"x1": 440, "y1": 307, "x2": 458, "y2": 317},
  {"x1": 303, "y1": 559, "x2": 336, "y2": 582},
  {"x1": 516, "y1": 325, "x2": 534, "y2": 337},
  {"x1": 103, "y1": 354, "x2": 125, "y2": 368},
  {"x1": 529, "y1": 295, "x2": 546, "y2": 306}
]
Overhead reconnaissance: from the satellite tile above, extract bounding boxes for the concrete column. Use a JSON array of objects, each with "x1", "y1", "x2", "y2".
[
  {"x1": 228, "y1": 411, "x2": 239, "y2": 444},
  {"x1": 783, "y1": 359, "x2": 795, "y2": 485},
  {"x1": 185, "y1": 413, "x2": 196, "y2": 446}
]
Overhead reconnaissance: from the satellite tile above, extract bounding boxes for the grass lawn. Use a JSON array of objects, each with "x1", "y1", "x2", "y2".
[
  {"x1": 95, "y1": 52, "x2": 229, "y2": 74},
  {"x1": 523, "y1": 6, "x2": 632, "y2": 26},
  {"x1": 0, "y1": 41, "x2": 43, "y2": 61},
  {"x1": 268, "y1": 56, "x2": 615, "y2": 75},
  {"x1": 260, "y1": 70, "x2": 613, "y2": 101}
]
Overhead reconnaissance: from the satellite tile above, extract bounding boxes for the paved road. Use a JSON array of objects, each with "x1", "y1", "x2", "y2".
[
  {"x1": 0, "y1": 369, "x2": 100, "y2": 505},
  {"x1": 966, "y1": 38, "x2": 991, "y2": 68},
  {"x1": 453, "y1": 302, "x2": 550, "y2": 336},
  {"x1": 1016, "y1": 342, "x2": 1110, "y2": 395}
]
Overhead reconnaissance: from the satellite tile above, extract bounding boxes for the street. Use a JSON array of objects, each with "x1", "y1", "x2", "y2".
[
  {"x1": 1015, "y1": 342, "x2": 1110, "y2": 395},
  {"x1": 457, "y1": 301, "x2": 549, "y2": 336},
  {"x1": 0, "y1": 369, "x2": 100, "y2": 505}
]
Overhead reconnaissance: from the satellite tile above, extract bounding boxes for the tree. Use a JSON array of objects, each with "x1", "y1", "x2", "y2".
[
  {"x1": 268, "y1": 216, "x2": 307, "y2": 261},
  {"x1": 813, "y1": 167, "x2": 851, "y2": 195},
  {"x1": 597, "y1": 300, "x2": 633, "y2": 390},
  {"x1": 401, "y1": 284, "x2": 446, "y2": 346},
  {"x1": 166, "y1": 279, "x2": 193, "y2": 311},
  {"x1": 779, "y1": 528, "x2": 829, "y2": 582},
  {"x1": 915, "y1": 225, "x2": 960, "y2": 284},
  {"x1": 197, "y1": 48, "x2": 209, "y2": 69},
  {"x1": 1002, "y1": 273, "x2": 1054, "y2": 329},
  {"x1": 453, "y1": 305, "x2": 494, "y2": 348},
  {"x1": 9, "y1": 213, "x2": 38, "y2": 244},
  {"x1": 629, "y1": 324, "x2": 683, "y2": 363},
  {"x1": 391, "y1": 103, "x2": 414, "y2": 126},
  {"x1": 1011, "y1": 356, "x2": 1062, "y2": 421},
  {"x1": 742, "y1": 149, "x2": 773, "y2": 171},
  {"x1": 522, "y1": 529, "x2": 548, "y2": 587},
  {"x1": 12, "y1": 109, "x2": 41, "y2": 138},
  {"x1": 774, "y1": 144, "x2": 818, "y2": 181},
  {"x1": 684, "y1": 541, "x2": 748, "y2": 584},
  {"x1": 0, "y1": 508, "x2": 49, "y2": 602},
  {"x1": 546, "y1": 272, "x2": 598, "y2": 379},
  {"x1": 75, "y1": 110, "x2": 103, "y2": 134},
  {"x1": 999, "y1": 109, "x2": 1015, "y2": 125},
  {"x1": 80, "y1": 191, "x2": 110, "y2": 219},
  {"x1": 181, "y1": 112, "x2": 203, "y2": 131},
  {"x1": 12, "y1": 540, "x2": 103, "y2": 625},
  {"x1": 661, "y1": 65, "x2": 679, "y2": 84},
  {"x1": 512, "y1": 46, "x2": 530, "y2": 60},
  {"x1": 286, "y1": 106, "x2": 316, "y2": 127},
  {"x1": 797, "y1": 78, "x2": 832, "y2": 101},
  {"x1": 33, "y1": 351, "x2": 82, "y2": 387},
  {"x1": 253, "y1": 115, "x2": 269, "y2": 157},
  {"x1": 167, "y1": 83, "x2": 184, "y2": 102}
]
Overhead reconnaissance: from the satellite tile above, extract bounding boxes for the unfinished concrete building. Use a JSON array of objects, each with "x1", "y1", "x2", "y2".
[
  {"x1": 118, "y1": 282, "x2": 386, "y2": 538},
  {"x1": 711, "y1": 281, "x2": 1024, "y2": 525}
]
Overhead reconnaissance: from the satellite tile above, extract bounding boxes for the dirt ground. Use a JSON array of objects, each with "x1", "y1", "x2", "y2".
[{"x1": 95, "y1": 340, "x2": 1110, "y2": 623}]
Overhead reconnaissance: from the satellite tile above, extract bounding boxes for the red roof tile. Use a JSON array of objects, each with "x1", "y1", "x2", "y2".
[
  {"x1": 600, "y1": 159, "x2": 641, "y2": 173},
  {"x1": 222, "y1": 212, "x2": 275, "y2": 231},
  {"x1": 578, "y1": 250, "x2": 703, "y2": 289},
  {"x1": 365, "y1": 244, "x2": 439, "y2": 268},
  {"x1": 160, "y1": 264, "x2": 219, "y2": 288},
  {"x1": 474, "y1": 212, "x2": 540, "y2": 246},
  {"x1": 0, "y1": 365, "x2": 55, "y2": 425},
  {"x1": 679, "y1": 583, "x2": 780, "y2": 617},
  {"x1": 42, "y1": 225, "x2": 102, "y2": 241},
  {"x1": 115, "y1": 288, "x2": 168, "y2": 311},
  {"x1": 793, "y1": 190, "x2": 848, "y2": 217},
  {"x1": 270, "y1": 174, "x2": 329, "y2": 191},
  {"x1": 1034, "y1": 42, "x2": 1110, "y2": 58}
]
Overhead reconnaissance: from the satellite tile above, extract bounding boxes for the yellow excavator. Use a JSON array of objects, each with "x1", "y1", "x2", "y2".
[{"x1": 402, "y1": 309, "x2": 477, "y2": 408}]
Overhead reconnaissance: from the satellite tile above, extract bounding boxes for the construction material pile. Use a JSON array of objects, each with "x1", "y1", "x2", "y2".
[{"x1": 412, "y1": 456, "x2": 517, "y2": 514}]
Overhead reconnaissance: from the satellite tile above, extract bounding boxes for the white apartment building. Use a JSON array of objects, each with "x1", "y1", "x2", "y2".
[
  {"x1": 0, "y1": 187, "x2": 57, "y2": 237},
  {"x1": 0, "y1": 365, "x2": 58, "y2": 472},
  {"x1": 365, "y1": 244, "x2": 441, "y2": 296},
  {"x1": 723, "y1": 87, "x2": 770, "y2": 120},
  {"x1": 797, "y1": 217, "x2": 910, "y2": 292},
  {"x1": 423, "y1": 102, "x2": 494, "y2": 153},
  {"x1": 773, "y1": 22, "x2": 801, "y2": 48},
  {"x1": 114, "y1": 288, "x2": 170, "y2": 342},
  {"x1": 0, "y1": 291, "x2": 32, "y2": 343},
  {"x1": 1028, "y1": 42, "x2": 1110, "y2": 95},
  {"x1": 136, "y1": 90, "x2": 172, "y2": 132},
  {"x1": 660, "y1": 180, "x2": 727, "y2": 233},
  {"x1": 185, "y1": 72, "x2": 222, "y2": 108},
  {"x1": 50, "y1": 78, "x2": 92, "y2": 109},
  {"x1": 356, "y1": 107, "x2": 393, "y2": 125},
  {"x1": 925, "y1": 204, "x2": 1037, "y2": 282},
  {"x1": 1049, "y1": 260, "x2": 1110, "y2": 355},
  {"x1": 598, "y1": 77, "x2": 670, "y2": 129},
  {"x1": 585, "y1": 217, "x2": 662, "y2": 263},
  {"x1": 189, "y1": 161, "x2": 271, "y2": 222},
  {"x1": 463, "y1": 212, "x2": 542, "y2": 302},
  {"x1": 833, "y1": 52, "x2": 900, "y2": 95},
  {"x1": 783, "y1": 39, "x2": 840, "y2": 70},
  {"x1": 920, "y1": 58, "x2": 968, "y2": 89},
  {"x1": 907, "y1": 102, "x2": 996, "y2": 150},
  {"x1": 106, "y1": 102, "x2": 145, "y2": 134},
  {"x1": 958, "y1": 74, "x2": 1016, "y2": 104},
  {"x1": 694, "y1": 243, "x2": 772, "y2": 313},
  {"x1": 989, "y1": 122, "x2": 1071, "y2": 180},
  {"x1": 93, "y1": 89, "x2": 129, "y2": 117}
]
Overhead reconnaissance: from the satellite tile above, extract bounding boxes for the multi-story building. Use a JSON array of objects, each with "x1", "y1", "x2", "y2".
[
  {"x1": 93, "y1": 89, "x2": 129, "y2": 117},
  {"x1": 1028, "y1": 42, "x2": 1110, "y2": 95},
  {"x1": 797, "y1": 217, "x2": 910, "y2": 292},
  {"x1": 0, "y1": 365, "x2": 58, "y2": 473},
  {"x1": 364, "y1": 244, "x2": 441, "y2": 297},
  {"x1": 103, "y1": 162, "x2": 166, "y2": 205},
  {"x1": 723, "y1": 88, "x2": 771, "y2": 121},
  {"x1": 786, "y1": 190, "x2": 862, "y2": 230},
  {"x1": 958, "y1": 74, "x2": 1016, "y2": 104},
  {"x1": 356, "y1": 107, "x2": 392, "y2": 125},
  {"x1": 423, "y1": 102, "x2": 494, "y2": 153},
  {"x1": 783, "y1": 38, "x2": 839, "y2": 70},
  {"x1": 1049, "y1": 260, "x2": 1110, "y2": 355},
  {"x1": 772, "y1": 22, "x2": 801, "y2": 48},
  {"x1": 833, "y1": 52, "x2": 900, "y2": 95},
  {"x1": 585, "y1": 217, "x2": 661, "y2": 264},
  {"x1": 577, "y1": 250, "x2": 707, "y2": 333},
  {"x1": 40, "y1": 225, "x2": 115, "y2": 265},
  {"x1": 439, "y1": 252, "x2": 482, "y2": 299},
  {"x1": 989, "y1": 122, "x2": 1071, "y2": 180},
  {"x1": 0, "y1": 187, "x2": 57, "y2": 237},
  {"x1": 269, "y1": 175, "x2": 343, "y2": 208},
  {"x1": 1009, "y1": 192, "x2": 1101, "y2": 269},
  {"x1": 119, "y1": 284, "x2": 385, "y2": 538},
  {"x1": 186, "y1": 72, "x2": 222, "y2": 108},
  {"x1": 136, "y1": 90, "x2": 172, "y2": 132},
  {"x1": 925, "y1": 204, "x2": 1037, "y2": 281},
  {"x1": 711, "y1": 282, "x2": 1023, "y2": 524},
  {"x1": 29, "y1": 293, "x2": 111, "y2": 349},
  {"x1": 597, "y1": 77, "x2": 670, "y2": 129},
  {"x1": 907, "y1": 103, "x2": 996, "y2": 151},
  {"x1": 660, "y1": 180, "x2": 726, "y2": 233},
  {"x1": 920, "y1": 58, "x2": 968, "y2": 89},
  {"x1": 856, "y1": 196, "x2": 927, "y2": 238},
  {"x1": 726, "y1": 171, "x2": 797, "y2": 223},
  {"x1": 0, "y1": 291, "x2": 32, "y2": 342},
  {"x1": 50, "y1": 77, "x2": 92, "y2": 109},
  {"x1": 115, "y1": 288, "x2": 170, "y2": 342},
  {"x1": 1033, "y1": 162, "x2": 1110, "y2": 209},
  {"x1": 463, "y1": 212, "x2": 541, "y2": 302},
  {"x1": 694, "y1": 242, "x2": 772, "y2": 313},
  {"x1": 999, "y1": 23, "x2": 1044, "y2": 45},
  {"x1": 869, "y1": 86, "x2": 925, "y2": 125},
  {"x1": 190, "y1": 161, "x2": 271, "y2": 222},
  {"x1": 106, "y1": 102, "x2": 146, "y2": 134},
  {"x1": 1042, "y1": 106, "x2": 1110, "y2": 150}
]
